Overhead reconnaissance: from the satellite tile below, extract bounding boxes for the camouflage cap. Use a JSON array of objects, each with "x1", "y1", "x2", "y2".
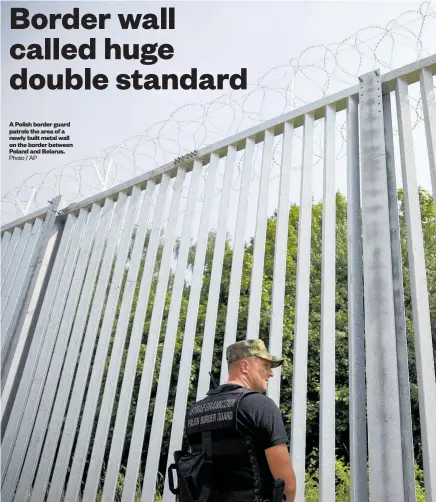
[{"x1": 226, "y1": 339, "x2": 283, "y2": 368}]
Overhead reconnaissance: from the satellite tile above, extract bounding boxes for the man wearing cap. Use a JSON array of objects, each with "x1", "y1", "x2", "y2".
[{"x1": 182, "y1": 339, "x2": 296, "y2": 502}]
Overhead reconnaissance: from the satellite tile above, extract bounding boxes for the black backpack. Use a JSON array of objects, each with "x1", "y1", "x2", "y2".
[
  {"x1": 167, "y1": 431, "x2": 213, "y2": 502},
  {"x1": 168, "y1": 447, "x2": 285, "y2": 502}
]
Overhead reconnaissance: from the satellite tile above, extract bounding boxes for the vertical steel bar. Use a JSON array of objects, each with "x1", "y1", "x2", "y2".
[
  {"x1": 246, "y1": 129, "x2": 274, "y2": 340},
  {"x1": 195, "y1": 145, "x2": 236, "y2": 401},
  {"x1": 0, "y1": 213, "x2": 76, "y2": 481},
  {"x1": 219, "y1": 137, "x2": 255, "y2": 384},
  {"x1": 1, "y1": 210, "x2": 87, "y2": 499},
  {"x1": 32, "y1": 194, "x2": 127, "y2": 502},
  {"x1": 319, "y1": 105, "x2": 336, "y2": 502},
  {"x1": 1, "y1": 227, "x2": 22, "y2": 288},
  {"x1": 1, "y1": 222, "x2": 32, "y2": 318},
  {"x1": 419, "y1": 68, "x2": 436, "y2": 216},
  {"x1": 52, "y1": 185, "x2": 145, "y2": 502},
  {"x1": 384, "y1": 91, "x2": 417, "y2": 502},
  {"x1": 267, "y1": 122, "x2": 294, "y2": 406},
  {"x1": 396, "y1": 77, "x2": 436, "y2": 502},
  {"x1": 14, "y1": 203, "x2": 104, "y2": 501},
  {"x1": 80, "y1": 178, "x2": 170, "y2": 502},
  {"x1": 290, "y1": 112, "x2": 314, "y2": 502},
  {"x1": 1, "y1": 231, "x2": 12, "y2": 261},
  {"x1": 127, "y1": 161, "x2": 201, "y2": 502},
  {"x1": 359, "y1": 70, "x2": 404, "y2": 502},
  {"x1": 104, "y1": 167, "x2": 185, "y2": 502},
  {"x1": 347, "y1": 95, "x2": 368, "y2": 502},
  {"x1": 162, "y1": 153, "x2": 219, "y2": 502}
]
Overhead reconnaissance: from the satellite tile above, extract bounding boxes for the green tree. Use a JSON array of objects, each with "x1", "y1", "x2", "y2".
[{"x1": 88, "y1": 187, "x2": 434, "y2": 495}]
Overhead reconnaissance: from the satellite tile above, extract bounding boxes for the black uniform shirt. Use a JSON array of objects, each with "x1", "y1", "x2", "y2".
[{"x1": 188, "y1": 383, "x2": 288, "y2": 450}]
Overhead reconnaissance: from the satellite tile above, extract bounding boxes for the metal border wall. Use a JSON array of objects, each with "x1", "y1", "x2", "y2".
[
  {"x1": 1, "y1": 197, "x2": 62, "y2": 430},
  {"x1": 1, "y1": 55, "x2": 435, "y2": 502}
]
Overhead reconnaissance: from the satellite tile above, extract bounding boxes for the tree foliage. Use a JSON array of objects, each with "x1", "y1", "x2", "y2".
[{"x1": 92, "y1": 188, "x2": 435, "y2": 493}]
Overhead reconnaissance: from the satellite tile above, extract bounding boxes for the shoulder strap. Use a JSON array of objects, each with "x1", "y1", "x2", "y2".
[
  {"x1": 235, "y1": 387, "x2": 259, "y2": 409},
  {"x1": 201, "y1": 430, "x2": 212, "y2": 459},
  {"x1": 236, "y1": 387, "x2": 259, "y2": 396}
]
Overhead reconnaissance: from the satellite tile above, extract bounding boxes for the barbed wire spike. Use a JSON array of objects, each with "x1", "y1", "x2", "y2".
[
  {"x1": 15, "y1": 188, "x2": 36, "y2": 216},
  {"x1": 92, "y1": 158, "x2": 114, "y2": 190}
]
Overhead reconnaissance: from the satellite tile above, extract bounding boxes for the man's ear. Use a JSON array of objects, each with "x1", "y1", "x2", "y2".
[{"x1": 240, "y1": 359, "x2": 249, "y2": 373}]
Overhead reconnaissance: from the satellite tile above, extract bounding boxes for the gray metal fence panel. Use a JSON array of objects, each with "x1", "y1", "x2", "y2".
[
  {"x1": 194, "y1": 146, "x2": 236, "y2": 407},
  {"x1": 246, "y1": 130, "x2": 274, "y2": 341},
  {"x1": 31, "y1": 194, "x2": 127, "y2": 502},
  {"x1": 219, "y1": 137, "x2": 255, "y2": 384},
  {"x1": 82, "y1": 175, "x2": 171, "y2": 502},
  {"x1": 1, "y1": 220, "x2": 41, "y2": 323},
  {"x1": 162, "y1": 153, "x2": 220, "y2": 501},
  {"x1": 1, "y1": 55, "x2": 435, "y2": 502},
  {"x1": 319, "y1": 104, "x2": 336, "y2": 502},
  {"x1": 0, "y1": 212, "x2": 76, "y2": 472},
  {"x1": 1, "y1": 231, "x2": 12, "y2": 260},
  {"x1": 1, "y1": 223, "x2": 32, "y2": 319},
  {"x1": 63, "y1": 186, "x2": 144, "y2": 502},
  {"x1": 0, "y1": 208, "x2": 65, "y2": 427},
  {"x1": 1, "y1": 210, "x2": 87, "y2": 500},
  {"x1": 1, "y1": 220, "x2": 42, "y2": 356},
  {"x1": 12, "y1": 205, "x2": 98, "y2": 499},
  {"x1": 14, "y1": 203, "x2": 104, "y2": 501},
  {"x1": 346, "y1": 94, "x2": 368, "y2": 502},
  {"x1": 267, "y1": 122, "x2": 294, "y2": 407},
  {"x1": 383, "y1": 91, "x2": 416, "y2": 502},
  {"x1": 360, "y1": 70, "x2": 404, "y2": 502},
  {"x1": 79, "y1": 174, "x2": 162, "y2": 500},
  {"x1": 1, "y1": 197, "x2": 61, "y2": 394},
  {"x1": 139, "y1": 160, "x2": 202, "y2": 499},
  {"x1": 396, "y1": 76, "x2": 436, "y2": 502},
  {"x1": 105, "y1": 167, "x2": 185, "y2": 501},
  {"x1": 420, "y1": 67, "x2": 436, "y2": 216},
  {"x1": 290, "y1": 112, "x2": 315, "y2": 502},
  {"x1": 1, "y1": 227, "x2": 21, "y2": 289}
]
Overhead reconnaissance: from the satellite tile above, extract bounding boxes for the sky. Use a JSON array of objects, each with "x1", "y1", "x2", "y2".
[{"x1": 1, "y1": 0, "x2": 435, "y2": 223}]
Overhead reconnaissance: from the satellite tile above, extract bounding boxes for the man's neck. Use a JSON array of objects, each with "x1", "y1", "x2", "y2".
[{"x1": 226, "y1": 377, "x2": 251, "y2": 389}]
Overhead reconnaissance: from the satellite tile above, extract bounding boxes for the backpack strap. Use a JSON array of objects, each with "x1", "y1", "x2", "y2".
[
  {"x1": 201, "y1": 429, "x2": 212, "y2": 459},
  {"x1": 234, "y1": 388, "x2": 259, "y2": 420}
]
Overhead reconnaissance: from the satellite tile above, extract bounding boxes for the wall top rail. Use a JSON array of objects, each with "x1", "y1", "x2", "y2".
[
  {"x1": 33, "y1": 54, "x2": 435, "y2": 216},
  {"x1": 1, "y1": 196, "x2": 61, "y2": 234}
]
